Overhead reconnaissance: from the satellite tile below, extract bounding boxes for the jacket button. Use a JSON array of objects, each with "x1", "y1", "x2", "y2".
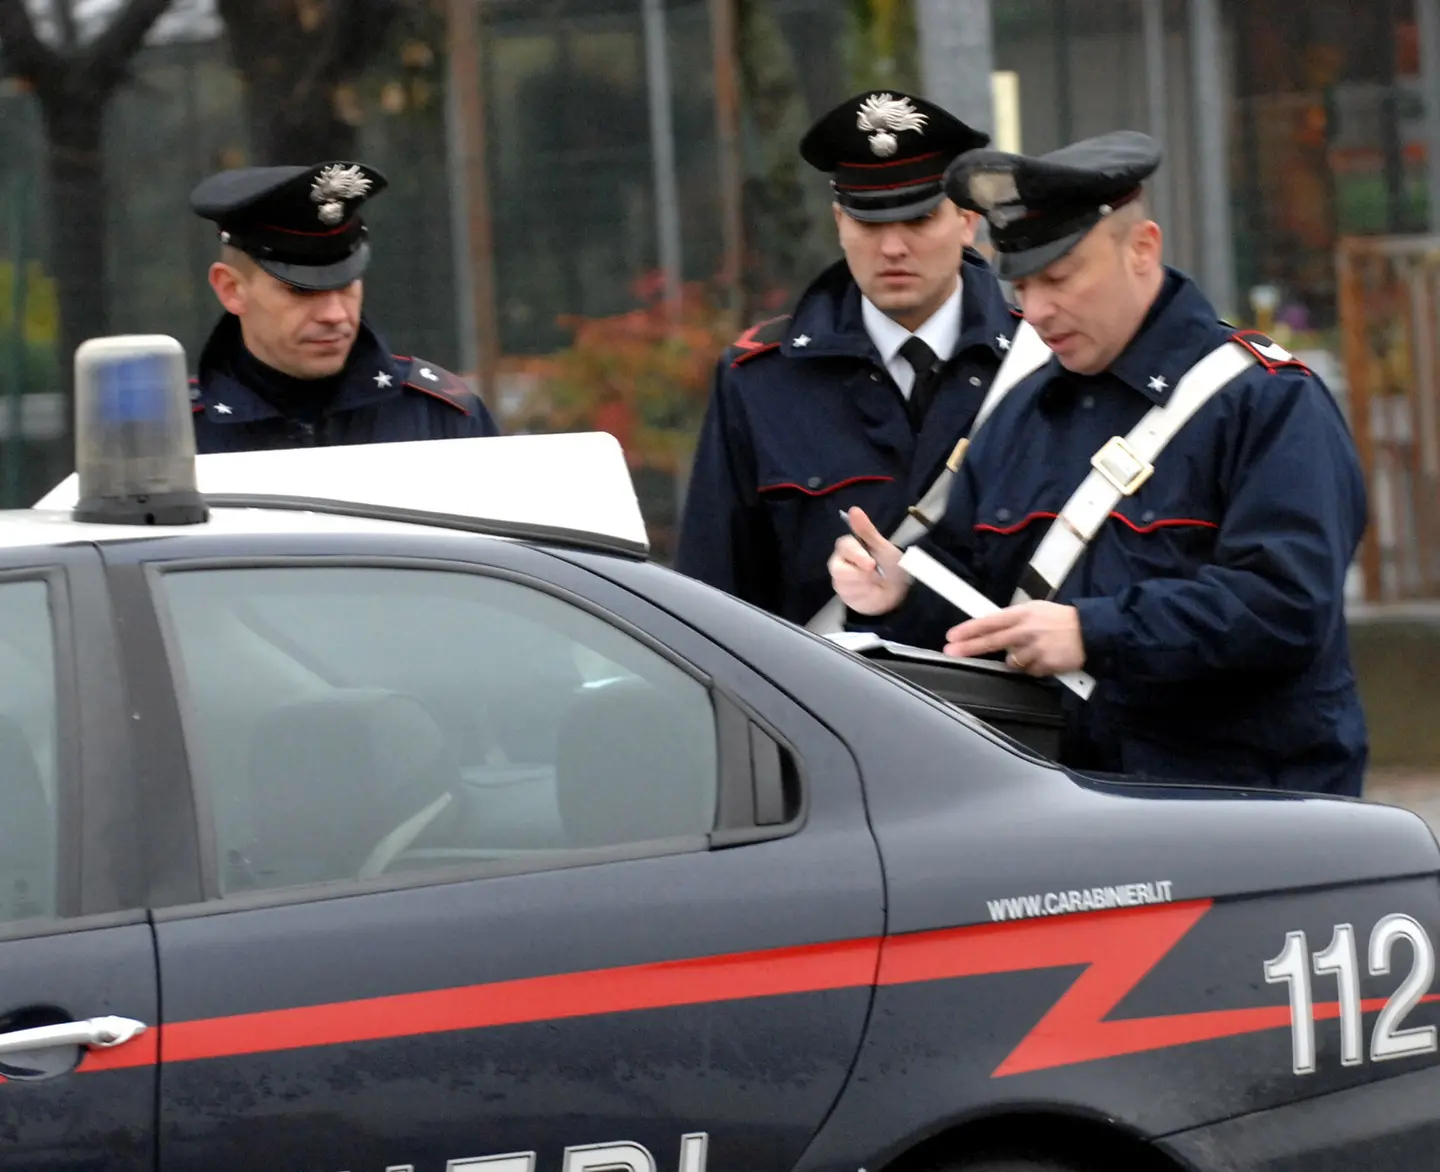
[
  {"x1": 807, "y1": 476, "x2": 823, "y2": 489},
  {"x1": 970, "y1": 376, "x2": 982, "y2": 386},
  {"x1": 996, "y1": 508, "x2": 1012, "y2": 522}
]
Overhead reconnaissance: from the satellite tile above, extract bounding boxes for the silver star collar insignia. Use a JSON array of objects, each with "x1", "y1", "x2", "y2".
[
  {"x1": 792, "y1": 334, "x2": 811, "y2": 348},
  {"x1": 374, "y1": 370, "x2": 393, "y2": 388},
  {"x1": 1148, "y1": 375, "x2": 1168, "y2": 393},
  {"x1": 996, "y1": 335, "x2": 1012, "y2": 352},
  {"x1": 213, "y1": 403, "x2": 233, "y2": 415}
]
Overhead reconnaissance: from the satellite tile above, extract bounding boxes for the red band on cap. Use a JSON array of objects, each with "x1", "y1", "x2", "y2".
[
  {"x1": 837, "y1": 150, "x2": 946, "y2": 171},
  {"x1": 257, "y1": 222, "x2": 354, "y2": 238},
  {"x1": 836, "y1": 171, "x2": 946, "y2": 193}
]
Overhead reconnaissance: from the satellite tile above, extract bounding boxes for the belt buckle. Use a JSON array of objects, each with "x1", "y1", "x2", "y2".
[
  {"x1": 945, "y1": 437, "x2": 970, "y2": 473},
  {"x1": 1091, "y1": 435, "x2": 1154, "y2": 496}
]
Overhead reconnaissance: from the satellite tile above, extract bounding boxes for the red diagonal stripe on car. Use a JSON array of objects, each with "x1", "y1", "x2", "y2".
[
  {"x1": 112, "y1": 936, "x2": 881, "y2": 1069},
  {"x1": 73, "y1": 900, "x2": 1438, "y2": 1078},
  {"x1": 879, "y1": 900, "x2": 1440, "y2": 1076}
]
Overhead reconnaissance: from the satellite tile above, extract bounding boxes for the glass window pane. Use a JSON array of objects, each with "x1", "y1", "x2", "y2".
[
  {"x1": 0, "y1": 580, "x2": 59, "y2": 923},
  {"x1": 157, "y1": 566, "x2": 718, "y2": 894}
]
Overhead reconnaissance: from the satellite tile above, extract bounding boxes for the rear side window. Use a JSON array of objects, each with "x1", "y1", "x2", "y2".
[
  {"x1": 0, "y1": 580, "x2": 59, "y2": 922},
  {"x1": 155, "y1": 565, "x2": 718, "y2": 895}
]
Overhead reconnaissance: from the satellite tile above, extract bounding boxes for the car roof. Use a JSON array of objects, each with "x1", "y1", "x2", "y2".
[
  {"x1": 0, "y1": 504, "x2": 474, "y2": 549},
  {"x1": 17, "y1": 432, "x2": 649, "y2": 555}
]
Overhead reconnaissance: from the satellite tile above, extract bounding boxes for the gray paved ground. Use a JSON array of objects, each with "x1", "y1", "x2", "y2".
[{"x1": 1365, "y1": 772, "x2": 1440, "y2": 834}]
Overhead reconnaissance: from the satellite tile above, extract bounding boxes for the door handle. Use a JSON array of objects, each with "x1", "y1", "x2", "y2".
[{"x1": 0, "y1": 1015, "x2": 147, "y2": 1056}]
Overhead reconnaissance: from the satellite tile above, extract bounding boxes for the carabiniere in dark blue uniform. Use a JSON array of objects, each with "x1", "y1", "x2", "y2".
[
  {"x1": 187, "y1": 160, "x2": 499, "y2": 452},
  {"x1": 189, "y1": 313, "x2": 494, "y2": 452},
  {"x1": 678, "y1": 251, "x2": 1018, "y2": 626},
  {"x1": 881, "y1": 133, "x2": 1369, "y2": 796},
  {"x1": 677, "y1": 89, "x2": 1019, "y2": 626}
]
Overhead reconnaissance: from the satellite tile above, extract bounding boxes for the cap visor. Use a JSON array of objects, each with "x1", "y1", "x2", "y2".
[
  {"x1": 994, "y1": 228, "x2": 1089, "y2": 281},
  {"x1": 841, "y1": 191, "x2": 946, "y2": 224},
  {"x1": 257, "y1": 242, "x2": 371, "y2": 292}
]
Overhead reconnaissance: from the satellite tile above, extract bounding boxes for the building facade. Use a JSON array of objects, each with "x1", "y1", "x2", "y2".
[{"x1": 949, "y1": 0, "x2": 1430, "y2": 353}]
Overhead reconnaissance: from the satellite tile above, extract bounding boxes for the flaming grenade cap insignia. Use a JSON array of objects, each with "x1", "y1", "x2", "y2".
[
  {"x1": 856, "y1": 93, "x2": 928, "y2": 158},
  {"x1": 310, "y1": 163, "x2": 373, "y2": 225}
]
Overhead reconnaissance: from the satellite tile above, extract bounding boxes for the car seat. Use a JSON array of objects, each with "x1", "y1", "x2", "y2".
[{"x1": 244, "y1": 689, "x2": 461, "y2": 889}]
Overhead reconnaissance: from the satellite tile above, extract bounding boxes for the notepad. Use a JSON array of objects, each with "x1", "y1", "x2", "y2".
[{"x1": 897, "y1": 546, "x2": 1096, "y2": 700}]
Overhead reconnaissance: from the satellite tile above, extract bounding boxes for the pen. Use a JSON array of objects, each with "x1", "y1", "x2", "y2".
[{"x1": 838, "y1": 508, "x2": 886, "y2": 579}]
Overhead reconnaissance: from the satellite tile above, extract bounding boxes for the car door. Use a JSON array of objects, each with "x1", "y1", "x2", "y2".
[
  {"x1": 111, "y1": 532, "x2": 883, "y2": 1172},
  {"x1": 0, "y1": 546, "x2": 157, "y2": 1171}
]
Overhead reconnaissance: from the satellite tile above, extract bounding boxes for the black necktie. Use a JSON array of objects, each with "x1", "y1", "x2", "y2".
[{"x1": 899, "y1": 335, "x2": 941, "y2": 430}]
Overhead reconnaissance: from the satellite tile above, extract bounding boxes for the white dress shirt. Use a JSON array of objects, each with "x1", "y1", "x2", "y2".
[{"x1": 860, "y1": 277, "x2": 964, "y2": 399}]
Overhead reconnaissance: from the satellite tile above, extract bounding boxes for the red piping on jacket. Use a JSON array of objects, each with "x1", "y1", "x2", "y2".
[
  {"x1": 758, "y1": 475, "x2": 895, "y2": 497},
  {"x1": 975, "y1": 510, "x2": 1219, "y2": 537}
]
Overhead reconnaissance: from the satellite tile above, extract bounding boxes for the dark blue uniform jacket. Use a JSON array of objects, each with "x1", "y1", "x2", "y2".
[
  {"x1": 882, "y1": 270, "x2": 1369, "y2": 796},
  {"x1": 191, "y1": 314, "x2": 499, "y2": 453},
  {"x1": 676, "y1": 249, "x2": 1020, "y2": 625}
]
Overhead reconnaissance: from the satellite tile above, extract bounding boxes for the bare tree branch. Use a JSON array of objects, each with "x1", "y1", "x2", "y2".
[
  {"x1": 290, "y1": 0, "x2": 347, "y2": 105},
  {"x1": 0, "y1": 0, "x2": 60, "y2": 87},
  {"x1": 85, "y1": 0, "x2": 172, "y2": 91},
  {"x1": 50, "y1": 0, "x2": 76, "y2": 51}
]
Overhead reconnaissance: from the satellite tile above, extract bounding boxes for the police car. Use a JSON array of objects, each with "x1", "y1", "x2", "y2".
[{"x1": 3, "y1": 335, "x2": 1439, "y2": 1172}]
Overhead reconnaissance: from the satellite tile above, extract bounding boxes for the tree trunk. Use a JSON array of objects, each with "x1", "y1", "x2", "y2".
[
  {"x1": 218, "y1": 0, "x2": 405, "y2": 165},
  {"x1": 39, "y1": 92, "x2": 107, "y2": 417},
  {"x1": 242, "y1": 75, "x2": 359, "y2": 163},
  {"x1": 735, "y1": 0, "x2": 833, "y2": 312}
]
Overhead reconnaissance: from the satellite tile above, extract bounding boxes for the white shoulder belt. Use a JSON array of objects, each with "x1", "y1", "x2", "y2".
[{"x1": 1011, "y1": 337, "x2": 1257, "y2": 605}]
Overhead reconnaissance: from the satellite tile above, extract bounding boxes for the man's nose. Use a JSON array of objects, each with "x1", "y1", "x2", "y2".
[
  {"x1": 1019, "y1": 289, "x2": 1053, "y2": 327},
  {"x1": 312, "y1": 293, "x2": 349, "y2": 323},
  {"x1": 877, "y1": 227, "x2": 909, "y2": 257}
]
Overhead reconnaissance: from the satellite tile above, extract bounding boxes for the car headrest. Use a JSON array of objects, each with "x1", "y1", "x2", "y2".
[
  {"x1": 554, "y1": 678, "x2": 716, "y2": 849},
  {"x1": 245, "y1": 688, "x2": 460, "y2": 887}
]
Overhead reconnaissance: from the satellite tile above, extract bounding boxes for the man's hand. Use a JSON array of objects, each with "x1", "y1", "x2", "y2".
[
  {"x1": 827, "y1": 507, "x2": 910, "y2": 615},
  {"x1": 944, "y1": 601, "x2": 1086, "y2": 676}
]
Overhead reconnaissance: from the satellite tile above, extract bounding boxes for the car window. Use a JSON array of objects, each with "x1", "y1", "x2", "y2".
[
  {"x1": 155, "y1": 565, "x2": 719, "y2": 895},
  {"x1": 0, "y1": 580, "x2": 60, "y2": 923}
]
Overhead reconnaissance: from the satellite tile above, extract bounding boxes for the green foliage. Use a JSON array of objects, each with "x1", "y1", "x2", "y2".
[{"x1": 842, "y1": 0, "x2": 921, "y2": 93}]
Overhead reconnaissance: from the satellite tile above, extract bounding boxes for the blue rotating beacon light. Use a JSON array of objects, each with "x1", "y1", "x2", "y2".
[{"x1": 71, "y1": 335, "x2": 208, "y2": 526}]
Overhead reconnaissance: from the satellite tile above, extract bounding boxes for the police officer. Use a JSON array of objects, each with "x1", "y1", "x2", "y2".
[
  {"x1": 676, "y1": 91, "x2": 1021, "y2": 628},
  {"x1": 188, "y1": 161, "x2": 499, "y2": 452},
  {"x1": 829, "y1": 131, "x2": 1369, "y2": 797}
]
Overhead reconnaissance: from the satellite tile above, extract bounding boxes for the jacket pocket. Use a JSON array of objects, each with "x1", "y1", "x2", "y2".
[{"x1": 756, "y1": 469, "x2": 899, "y2": 598}]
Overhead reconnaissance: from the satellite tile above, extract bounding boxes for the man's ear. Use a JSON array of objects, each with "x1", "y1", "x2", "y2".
[
  {"x1": 208, "y1": 262, "x2": 247, "y2": 316},
  {"x1": 957, "y1": 206, "x2": 982, "y2": 248},
  {"x1": 1132, "y1": 219, "x2": 1163, "y2": 276}
]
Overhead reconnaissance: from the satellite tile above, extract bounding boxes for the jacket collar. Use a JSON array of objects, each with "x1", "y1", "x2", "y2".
[
  {"x1": 195, "y1": 314, "x2": 406, "y2": 424},
  {"x1": 1104, "y1": 268, "x2": 1225, "y2": 405},
  {"x1": 861, "y1": 278, "x2": 963, "y2": 368},
  {"x1": 780, "y1": 248, "x2": 1018, "y2": 365},
  {"x1": 955, "y1": 249, "x2": 1022, "y2": 360}
]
